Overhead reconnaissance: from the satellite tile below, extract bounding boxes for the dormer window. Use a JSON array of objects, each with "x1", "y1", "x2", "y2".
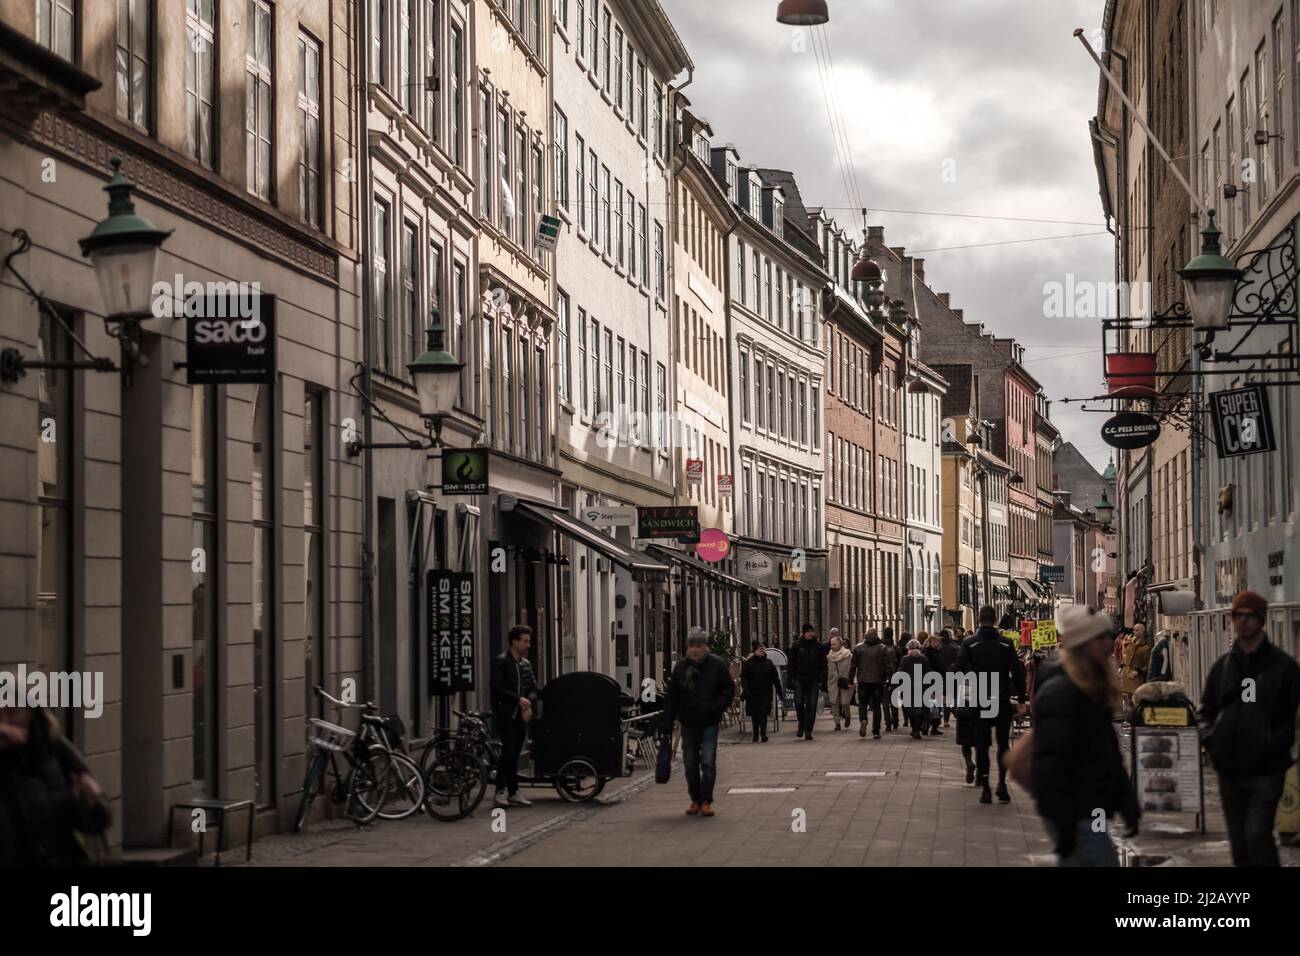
[
  {"x1": 772, "y1": 198, "x2": 784, "y2": 239},
  {"x1": 725, "y1": 161, "x2": 738, "y2": 201}
]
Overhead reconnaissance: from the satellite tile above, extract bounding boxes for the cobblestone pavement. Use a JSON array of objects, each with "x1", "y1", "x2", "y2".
[{"x1": 232, "y1": 709, "x2": 1298, "y2": 867}]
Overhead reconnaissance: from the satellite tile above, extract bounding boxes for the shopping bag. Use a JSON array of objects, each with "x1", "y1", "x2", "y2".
[
  {"x1": 654, "y1": 735, "x2": 673, "y2": 784},
  {"x1": 1276, "y1": 764, "x2": 1300, "y2": 834}
]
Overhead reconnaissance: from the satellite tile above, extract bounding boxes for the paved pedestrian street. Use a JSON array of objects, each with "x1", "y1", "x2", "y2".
[{"x1": 237, "y1": 710, "x2": 1298, "y2": 868}]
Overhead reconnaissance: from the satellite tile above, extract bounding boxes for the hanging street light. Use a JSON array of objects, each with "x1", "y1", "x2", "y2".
[
  {"x1": 408, "y1": 308, "x2": 465, "y2": 426},
  {"x1": 1095, "y1": 487, "x2": 1116, "y2": 526},
  {"x1": 1179, "y1": 209, "x2": 1242, "y2": 331},
  {"x1": 776, "y1": 0, "x2": 830, "y2": 26}
]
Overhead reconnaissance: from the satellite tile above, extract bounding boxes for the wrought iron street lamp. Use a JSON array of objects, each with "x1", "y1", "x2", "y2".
[
  {"x1": 1179, "y1": 210, "x2": 1242, "y2": 331},
  {"x1": 1095, "y1": 488, "x2": 1115, "y2": 526},
  {"x1": 347, "y1": 308, "x2": 463, "y2": 456},
  {"x1": 2, "y1": 156, "x2": 170, "y2": 386}
]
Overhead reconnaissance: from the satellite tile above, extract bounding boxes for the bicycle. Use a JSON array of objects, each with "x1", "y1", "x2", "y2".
[
  {"x1": 419, "y1": 710, "x2": 492, "y2": 822},
  {"x1": 293, "y1": 686, "x2": 425, "y2": 832}
]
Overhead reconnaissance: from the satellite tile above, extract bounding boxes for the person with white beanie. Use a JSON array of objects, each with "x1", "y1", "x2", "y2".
[{"x1": 1031, "y1": 605, "x2": 1139, "y2": 866}]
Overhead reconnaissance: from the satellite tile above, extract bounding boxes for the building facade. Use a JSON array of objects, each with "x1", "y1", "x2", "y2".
[{"x1": 1, "y1": 0, "x2": 363, "y2": 848}]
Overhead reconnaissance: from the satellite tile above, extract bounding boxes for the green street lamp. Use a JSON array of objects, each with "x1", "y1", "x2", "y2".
[
  {"x1": 1095, "y1": 488, "x2": 1115, "y2": 526},
  {"x1": 1179, "y1": 209, "x2": 1242, "y2": 331},
  {"x1": 409, "y1": 308, "x2": 465, "y2": 423},
  {"x1": 78, "y1": 157, "x2": 172, "y2": 321}
]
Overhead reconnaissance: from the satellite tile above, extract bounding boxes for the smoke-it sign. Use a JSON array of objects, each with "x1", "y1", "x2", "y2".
[{"x1": 442, "y1": 448, "x2": 489, "y2": 495}]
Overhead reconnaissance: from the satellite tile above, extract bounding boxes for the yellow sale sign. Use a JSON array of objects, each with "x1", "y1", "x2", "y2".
[{"x1": 1031, "y1": 622, "x2": 1058, "y2": 650}]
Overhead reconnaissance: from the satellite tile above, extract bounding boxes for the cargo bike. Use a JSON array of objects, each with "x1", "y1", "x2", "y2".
[{"x1": 421, "y1": 671, "x2": 650, "y2": 819}]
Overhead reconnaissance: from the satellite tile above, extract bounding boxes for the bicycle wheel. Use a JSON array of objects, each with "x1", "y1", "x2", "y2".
[
  {"x1": 293, "y1": 750, "x2": 327, "y2": 833},
  {"x1": 345, "y1": 748, "x2": 389, "y2": 825},
  {"x1": 424, "y1": 750, "x2": 487, "y2": 822},
  {"x1": 375, "y1": 748, "x2": 426, "y2": 820},
  {"x1": 554, "y1": 758, "x2": 604, "y2": 802}
]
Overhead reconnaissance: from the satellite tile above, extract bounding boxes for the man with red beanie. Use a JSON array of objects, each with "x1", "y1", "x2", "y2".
[{"x1": 1198, "y1": 590, "x2": 1300, "y2": 866}]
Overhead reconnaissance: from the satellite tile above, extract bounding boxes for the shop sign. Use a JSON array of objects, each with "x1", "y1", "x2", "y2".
[
  {"x1": 1269, "y1": 551, "x2": 1285, "y2": 588},
  {"x1": 697, "y1": 528, "x2": 730, "y2": 563},
  {"x1": 442, "y1": 448, "x2": 489, "y2": 495},
  {"x1": 1101, "y1": 412, "x2": 1160, "y2": 450},
  {"x1": 1209, "y1": 385, "x2": 1276, "y2": 458},
  {"x1": 582, "y1": 505, "x2": 637, "y2": 527},
  {"x1": 1141, "y1": 706, "x2": 1191, "y2": 727},
  {"x1": 428, "y1": 570, "x2": 474, "y2": 695},
  {"x1": 737, "y1": 553, "x2": 773, "y2": 579},
  {"x1": 1038, "y1": 564, "x2": 1066, "y2": 584},
  {"x1": 1031, "y1": 621, "x2": 1058, "y2": 651},
  {"x1": 536, "y1": 214, "x2": 562, "y2": 251},
  {"x1": 637, "y1": 506, "x2": 698, "y2": 539},
  {"x1": 185, "y1": 291, "x2": 276, "y2": 384},
  {"x1": 1214, "y1": 557, "x2": 1248, "y2": 605},
  {"x1": 907, "y1": 529, "x2": 926, "y2": 546},
  {"x1": 685, "y1": 458, "x2": 704, "y2": 484},
  {"x1": 717, "y1": 474, "x2": 733, "y2": 496},
  {"x1": 779, "y1": 561, "x2": 802, "y2": 584}
]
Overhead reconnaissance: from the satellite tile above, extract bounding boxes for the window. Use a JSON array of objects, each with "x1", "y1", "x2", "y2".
[
  {"x1": 586, "y1": 0, "x2": 597, "y2": 65},
  {"x1": 577, "y1": 308, "x2": 588, "y2": 414},
  {"x1": 502, "y1": 328, "x2": 513, "y2": 449},
  {"x1": 654, "y1": 220, "x2": 665, "y2": 298},
  {"x1": 766, "y1": 364, "x2": 775, "y2": 432},
  {"x1": 601, "y1": 7, "x2": 611, "y2": 91},
  {"x1": 740, "y1": 352, "x2": 750, "y2": 423},
  {"x1": 532, "y1": 141, "x2": 544, "y2": 257},
  {"x1": 373, "y1": 199, "x2": 391, "y2": 371},
  {"x1": 190, "y1": 383, "x2": 217, "y2": 787},
  {"x1": 429, "y1": 235, "x2": 444, "y2": 351},
  {"x1": 536, "y1": 348, "x2": 547, "y2": 459},
  {"x1": 614, "y1": 26, "x2": 624, "y2": 110},
  {"x1": 36, "y1": 0, "x2": 75, "y2": 60},
  {"x1": 653, "y1": 81, "x2": 663, "y2": 156},
  {"x1": 519, "y1": 335, "x2": 530, "y2": 457},
  {"x1": 498, "y1": 108, "x2": 512, "y2": 233},
  {"x1": 575, "y1": 0, "x2": 584, "y2": 52},
  {"x1": 115, "y1": 0, "x2": 149, "y2": 129},
  {"x1": 636, "y1": 59, "x2": 647, "y2": 138},
  {"x1": 301, "y1": 391, "x2": 324, "y2": 754},
  {"x1": 185, "y1": 0, "x2": 217, "y2": 167},
  {"x1": 588, "y1": 148, "x2": 599, "y2": 242},
  {"x1": 555, "y1": 107, "x2": 569, "y2": 211},
  {"x1": 251, "y1": 384, "x2": 275, "y2": 806},
  {"x1": 424, "y1": 1, "x2": 439, "y2": 135},
  {"x1": 516, "y1": 125, "x2": 528, "y2": 247},
  {"x1": 640, "y1": 352, "x2": 649, "y2": 439},
  {"x1": 616, "y1": 336, "x2": 626, "y2": 436},
  {"x1": 371, "y1": 0, "x2": 387, "y2": 84},
  {"x1": 449, "y1": 24, "x2": 463, "y2": 163},
  {"x1": 453, "y1": 261, "x2": 467, "y2": 404},
  {"x1": 601, "y1": 166, "x2": 611, "y2": 255},
  {"x1": 638, "y1": 203, "x2": 648, "y2": 282},
  {"x1": 400, "y1": 0, "x2": 414, "y2": 112},
  {"x1": 753, "y1": 356, "x2": 764, "y2": 429},
  {"x1": 810, "y1": 387, "x2": 820, "y2": 450},
  {"x1": 402, "y1": 222, "x2": 420, "y2": 372},
  {"x1": 627, "y1": 193, "x2": 637, "y2": 279},
  {"x1": 483, "y1": 312, "x2": 494, "y2": 438},
  {"x1": 656, "y1": 362, "x2": 667, "y2": 448},
  {"x1": 297, "y1": 32, "x2": 322, "y2": 227},
  {"x1": 479, "y1": 85, "x2": 493, "y2": 219},
  {"x1": 245, "y1": 0, "x2": 274, "y2": 201},
  {"x1": 1256, "y1": 43, "x2": 1270, "y2": 201},
  {"x1": 604, "y1": 327, "x2": 613, "y2": 417},
  {"x1": 798, "y1": 381, "x2": 807, "y2": 445},
  {"x1": 614, "y1": 180, "x2": 624, "y2": 265},
  {"x1": 628, "y1": 339, "x2": 639, "y2": 426}
]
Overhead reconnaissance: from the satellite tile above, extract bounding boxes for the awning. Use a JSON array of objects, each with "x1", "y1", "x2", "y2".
[
  {"x1": 643, "y1": 542, "x2": 781, "y2": 598},
  {"x1": 1012, "y1": 578, "x2": 1039, "y2": 602},
  {"x1": 510, "y1": 499, "x2": 671, "y2": 577}
]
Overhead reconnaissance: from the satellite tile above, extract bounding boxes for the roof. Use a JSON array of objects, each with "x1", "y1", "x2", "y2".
[
  {"x1": 755, "y1": 168, "x2": 824, "y2": 262},
  {"x1": 1054, "y1": 441, "x2": 1111, "y2": 512},
  {"x1": 930, "y1": 363, "x2": 974, "y2": 418}
]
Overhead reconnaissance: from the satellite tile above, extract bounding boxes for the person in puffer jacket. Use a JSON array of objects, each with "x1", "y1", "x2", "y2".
[{"x1": 664, "y1": 627, "x2": 735, "y2": 817}]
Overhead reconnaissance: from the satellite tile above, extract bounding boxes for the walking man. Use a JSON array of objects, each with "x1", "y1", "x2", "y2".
[
  {"x1": 787, "y1": 624, "x2": 827, "y2": 741},
  {"x1": 1199, "y1": 590, "x2": 1300, "y2": 866},
  {"x1": 489, "y1": 625, "x2": 539, "y2": 808},
  {"x1": 955, "y1": 606, "x2": 1027, "y2": 804},
  {"x1": 664, "y1": 627, "x2": 735, "y2": 817},
  {"x1": 850, "y1": 629, "x2": 888, "y2": 738}
]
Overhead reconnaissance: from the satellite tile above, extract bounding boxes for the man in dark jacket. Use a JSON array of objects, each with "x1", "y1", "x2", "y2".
[
  {"x1": 940, "y1": 628, "x2": 961, "y2": 726},
  {"x1": 787, "y1": 623, "x2": 827, "y2": 740},
  {"x1": 1198, "y1": 590, "x2": 1300, "y2": 866},
  {"x1": 881, "y1": 628, "x2": 901, "y2": 730},
  {"x1": 955, "y1": 605, "x2": 1027, "y2": 804},
  {"x1": 850, "y1": 630, "x2": 888, "y2": 738},
  {"x1": 490, "y1": 625, "x2": 540, "y2": 808},
  {"x1": 664, "y1": 627, "x2": 735, "y2": 816}
]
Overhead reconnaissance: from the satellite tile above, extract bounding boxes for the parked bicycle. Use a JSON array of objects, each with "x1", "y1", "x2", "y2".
[{"x1": 293, "y1": 686, "x2": 425, "y2": 832}]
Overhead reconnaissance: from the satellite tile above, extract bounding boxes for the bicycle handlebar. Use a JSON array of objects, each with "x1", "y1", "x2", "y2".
[{"x1": 313, "y1": 685, "x2": 375, "y2": 712}]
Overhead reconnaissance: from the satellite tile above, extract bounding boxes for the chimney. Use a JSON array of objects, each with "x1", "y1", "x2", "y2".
[
  {"x1": 913, "y1": 258, "x2": 925, "y2": 282},
  {"x1": 938, "y1": 292, "x2": 950, "y2": 306},
  {"x1": 890, "y1": 246, "x2": 906, "y2": 259},
  {"x1": 867, "y1": 225, "x2": 884, "y2": 241},
  {"x1": 953, "y1": 309, "x2": 963, "y2": 321}
]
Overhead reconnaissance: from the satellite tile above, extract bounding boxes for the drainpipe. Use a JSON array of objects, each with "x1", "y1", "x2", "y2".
[{"x1": 357, "y1": 0, "x2": 376, "y2": 701}]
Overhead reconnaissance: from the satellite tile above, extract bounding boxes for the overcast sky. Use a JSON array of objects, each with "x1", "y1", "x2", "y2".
[{"x1": 660, "y1": 0, "x2": 1114, "y2": 472}]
